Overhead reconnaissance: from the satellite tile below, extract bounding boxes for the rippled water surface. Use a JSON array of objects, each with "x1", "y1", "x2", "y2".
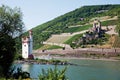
[{"x1": 15, "y1": 59, "x2": 120, "y2": 80}]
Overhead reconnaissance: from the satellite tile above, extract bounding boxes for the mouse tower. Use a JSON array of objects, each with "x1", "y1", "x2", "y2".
[{"x1": 22, "y1": 30, "x2": 33, "y2": 59}]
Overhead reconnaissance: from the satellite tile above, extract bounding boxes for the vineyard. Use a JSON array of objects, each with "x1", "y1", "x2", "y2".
[
  {"x1": 39, "y1": 45, "x2": 63, "y2": 50},
  {"x1": 113, "y1": 35, "x2": 120, "y2": 48},
  {"x1": 46, "y1": 34, "x2": 71, "y2": 43}
]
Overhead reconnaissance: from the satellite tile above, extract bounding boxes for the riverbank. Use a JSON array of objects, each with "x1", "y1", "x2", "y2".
[
  {"x1": 14, "y1": 55, "x2": 120, "y2": 65},
  {"x1": 52, "y1": 56, "x2": 120, "y2": 61},
  {"x1": 14, "y1": 59, "x2": 76, "y2": 65},
  {"x1": 34, "y1": 48, "x2": 120, "y2": 62}
]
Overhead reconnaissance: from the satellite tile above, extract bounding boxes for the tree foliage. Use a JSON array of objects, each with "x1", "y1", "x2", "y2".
[
  {"x1": 0, "y1": 5, "x2": 24, "y2": 37},
  {"x1": 0, "y1": 34, "x2": 15, "y2": 77},
  {"x1": 0, "y1": 5, "x2": 24, "y2": 78}
]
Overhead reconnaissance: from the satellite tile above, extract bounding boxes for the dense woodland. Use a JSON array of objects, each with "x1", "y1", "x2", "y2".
[{"x1": 16, "y1": 4, "x2": 120, "y2": 50}]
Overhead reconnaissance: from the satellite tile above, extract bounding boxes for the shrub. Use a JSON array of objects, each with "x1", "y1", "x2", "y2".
[
  {"x1": 39, "y1": 65, "x2": 68, "y2": 80},
  {"x1": 12, "y1": 67, "x2": 30, "y2": 79}
]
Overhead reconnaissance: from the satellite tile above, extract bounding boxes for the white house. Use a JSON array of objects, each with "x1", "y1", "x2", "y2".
[{"x1": 22, "y1": 30, "x2": 33, "y2": 59}]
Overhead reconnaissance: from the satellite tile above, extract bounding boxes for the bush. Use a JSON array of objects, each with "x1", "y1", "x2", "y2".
[
  {"x1": 12, "y1": 67, "x2": 30, "y2": 79},
  {"x1": 0, "y1": 5, "x2": 24, "y2": 78},
  {"x1": 39, "y1": 65, "x2": 68, "y2": 80}
]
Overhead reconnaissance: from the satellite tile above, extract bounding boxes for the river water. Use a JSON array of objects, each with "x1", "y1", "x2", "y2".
[{"x1": 14, "y1": 59, "x2": 120, "y2": 80}]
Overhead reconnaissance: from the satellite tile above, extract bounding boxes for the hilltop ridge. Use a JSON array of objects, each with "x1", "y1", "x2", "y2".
[{"x1": 18, "y1": 4, "x2": 120, "y2": 50}]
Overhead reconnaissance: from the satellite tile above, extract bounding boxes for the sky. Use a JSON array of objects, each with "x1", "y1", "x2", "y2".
[{"x1": 0, "y1": 0, "x2": 120, "y2": 30}]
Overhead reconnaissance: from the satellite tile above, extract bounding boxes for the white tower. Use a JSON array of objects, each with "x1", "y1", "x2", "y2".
[
  {"x1": 22, "y1": 30, "x2": 33, "y2": 59},
  {"x1": 22, "y1": 37, "x2": 29, "y2": 59}
]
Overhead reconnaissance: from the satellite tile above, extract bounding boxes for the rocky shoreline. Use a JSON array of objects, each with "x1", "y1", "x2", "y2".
[
  {"x1": 14, "y1": 59, "x2": 77, "y2": 65},
  {"x1": 14, "y1": 55, "x2": 120, "y2": 67}
]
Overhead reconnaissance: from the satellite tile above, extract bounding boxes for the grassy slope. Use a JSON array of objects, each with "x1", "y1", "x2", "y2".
[
  {"x1": 39, "y1": 45, "x2": 63, "y2": 50},
  {"x1": 39, "y1": 19, "x2": 118, "y2": 49},
  {"x1": 101, "y1": 19, "x2": 118, "y2": 26},
  {"x1": 64, "y1": 34, "x2": 83, "y2": 44},
  {"x1": 20, "y1": 5, "x2": 120, "y2": 49},
  {"x1": 64, "y1": 24, "x2": 92, "y2": 33},
  {"x1": 64, "y1": 19, "x2": 118, "y2": 33},
  {"x1": 46, "y1": 35, "x2": 71, "y2": 43}
]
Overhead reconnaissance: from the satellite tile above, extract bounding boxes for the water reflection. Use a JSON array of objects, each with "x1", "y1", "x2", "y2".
[
  {"x1": 14, "y1": 60, "x2": 120, "y2": 80},
  {"x1": 22, "y1": 64, "x2": 30, "y2": 72}
]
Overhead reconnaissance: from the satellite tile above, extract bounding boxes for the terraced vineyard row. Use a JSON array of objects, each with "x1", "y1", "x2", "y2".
[
  {"x1": 113, "y1": 36, "x2": 120, "y2": 48},
  {"x1": 46, "y1": 35, "x2": 71, "y2": 43}
]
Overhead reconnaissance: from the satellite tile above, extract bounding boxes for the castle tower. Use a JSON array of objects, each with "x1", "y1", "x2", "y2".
[
  {"x1": 92, "y1": 19, "x2": 101, "y2": 33},
  {"x1": 22, "y1": 37, "x2": 29, "y2": 59},
  {"x1": 22, "y1": 30, "x2": 33, "y2": 59},
  {"x1": 93, "y1": 22, "x2": 97, "y2": 31},
  {"x1": 97, "y1": 20, "x2": 101, "y2": 28}
]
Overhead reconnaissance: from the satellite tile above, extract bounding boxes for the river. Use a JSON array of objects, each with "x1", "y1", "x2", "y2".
[{"x1": 14, "y1": 59, "x2": 120, "y2": 80}]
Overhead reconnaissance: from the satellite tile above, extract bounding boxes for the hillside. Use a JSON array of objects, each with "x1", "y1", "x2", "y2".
[{"x1": 18, "y1": 4, "x2": 120, "y2": 50}]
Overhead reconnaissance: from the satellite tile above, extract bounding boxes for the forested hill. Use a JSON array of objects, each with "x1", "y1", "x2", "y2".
[{"x1": 18, "y1": 4, "x2": 120, "y2": 49}]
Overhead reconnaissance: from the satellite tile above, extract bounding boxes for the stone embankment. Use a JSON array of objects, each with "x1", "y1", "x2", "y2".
[{"x1": 33, "y1": 48, "x2": 120, "y2": 57}]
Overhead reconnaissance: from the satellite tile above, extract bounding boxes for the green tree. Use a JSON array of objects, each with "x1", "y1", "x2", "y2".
[
  {"x1": 0, "y1": 34, "x2": 16, "y2": 77},
  {"x1": 0, "y1": 5, "x2": 24, "y2": 78},
  {"x1": 0, "y1": 5, "x2": 24, "y2": 36}
]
